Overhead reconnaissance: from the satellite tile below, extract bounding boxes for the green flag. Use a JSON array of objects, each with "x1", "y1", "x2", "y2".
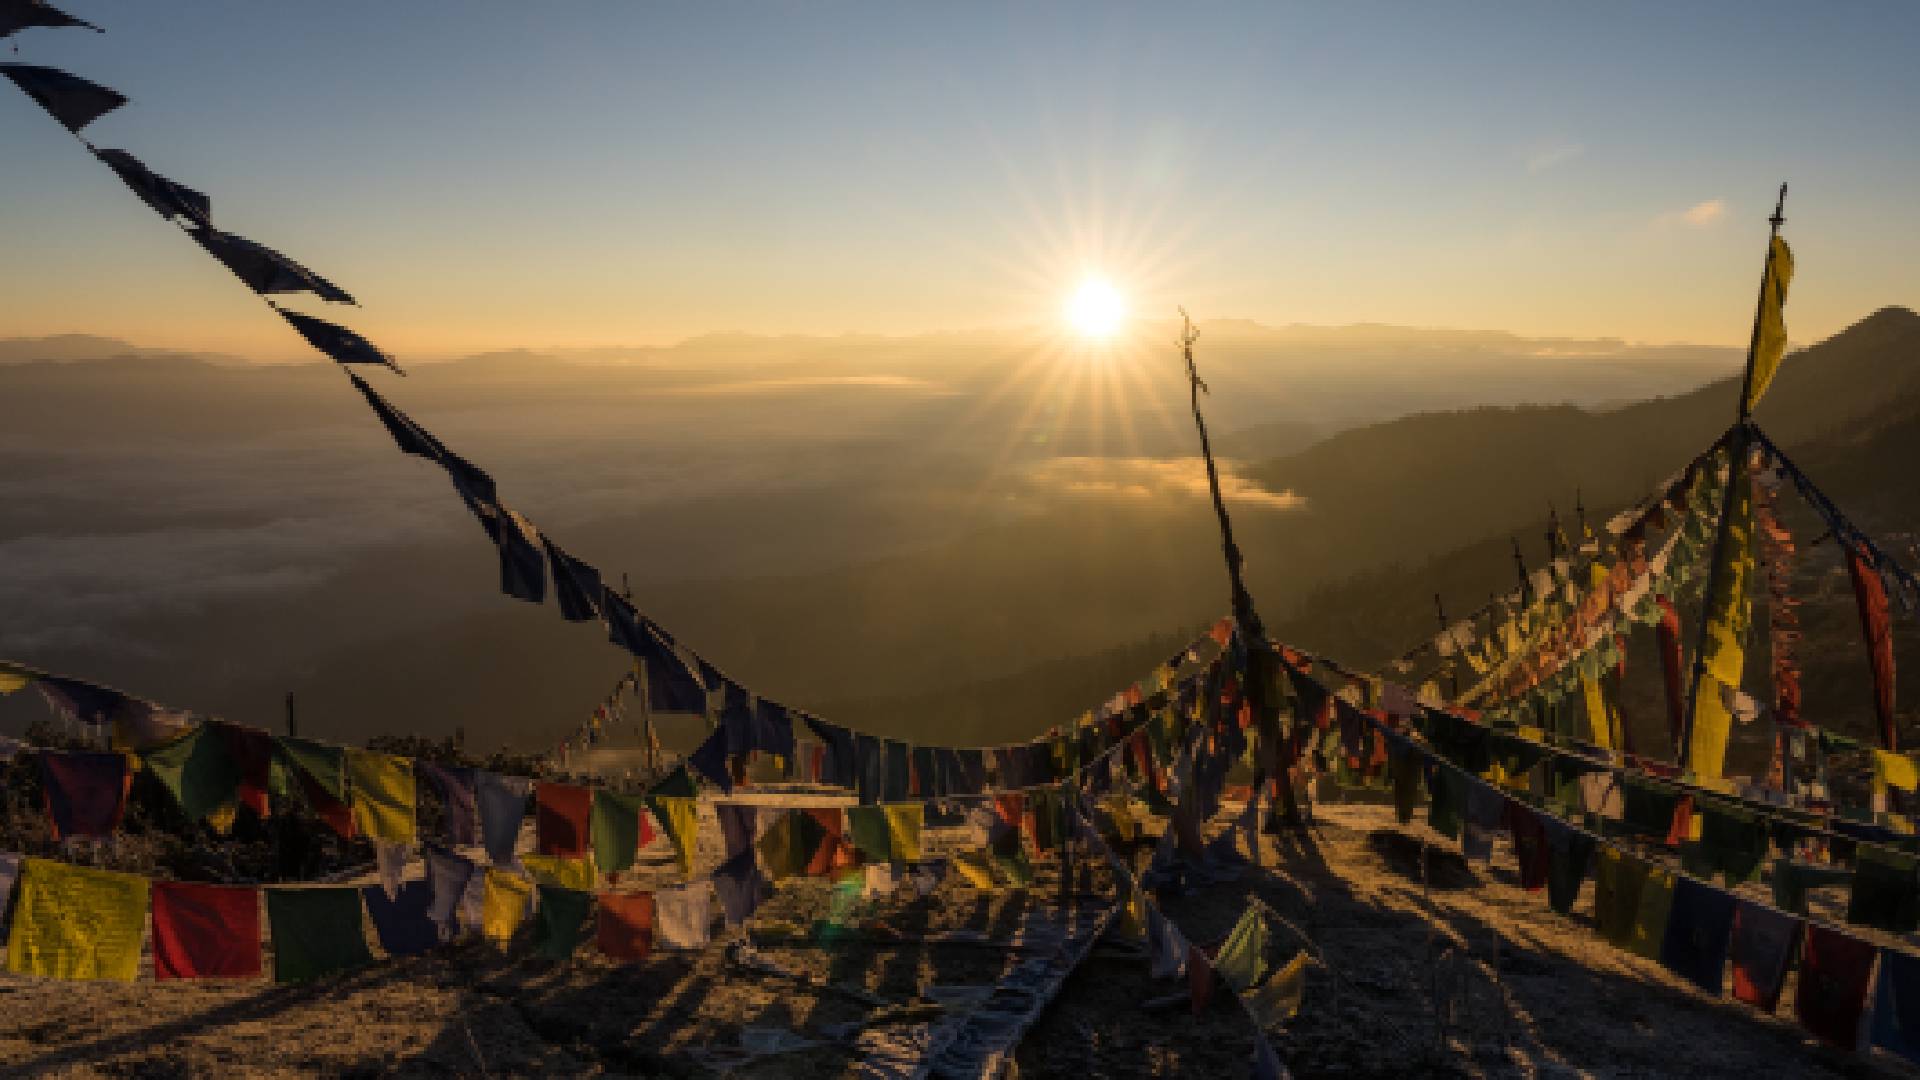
[
  {"x1": 141, "y1": 724, "x2": 238, "y2": 821},
  {"x1": 591, "y1": 790, "x2": 647, "y2": 875}
]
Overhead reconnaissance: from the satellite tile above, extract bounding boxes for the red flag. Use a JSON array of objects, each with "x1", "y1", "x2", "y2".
[
  {"x1": 596, "y1": 891, "x2": 655, "y2": 961},
  {"x1": 535, "y1": 782, "x2": 592, "y2": 858},
  {"x1": 802, "y1": 808, "x2": 853, "y2": 876},
  {"x1": 1188, "y1": 944, "x2": 1216, "y2": 1015},
  {"x1": 1654, "y1": 595, "x2": 1686, "y2": 753},
  {"x1": 1845, "y1": 544, "x2": 1898, "y2": 750},
  {"x1": 152, "y1": 881, "x2": 262, "y2": 980}
]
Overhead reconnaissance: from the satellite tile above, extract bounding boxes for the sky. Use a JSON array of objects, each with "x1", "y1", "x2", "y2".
[{"x1": 2, "y1": 1, "x2": 1917, "y2": 359}]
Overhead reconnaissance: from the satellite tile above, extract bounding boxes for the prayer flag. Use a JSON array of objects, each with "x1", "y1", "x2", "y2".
[
  {"x1": 1874, "y1": 749, "x2": 1918, "y2": 794},
  {"x1": 543, "y1": 538, "x2": 603, "y2": 622},
  {"x1": 474, "y1": 771, "x2": 528, "y2": 865},
  {"x1": 1658, "y1": 877, "x2": 1735, "y2": 995},
  {"x1": 39, "y1": 750, "x2": 129, "y2": 840},
  {"x1": 425, "y1": 846, "x2": 477, "y2": 932},
  {"x1": 847, "y1": 805, "x2": 893, "y2": 864},
  {"x1": 714, "y1": 847, "x2": 768, "y2": 926},
  {"x1": 654, "y1": 882, "x2": 712, "y2": 949},
  {"x1": 1188, "y1": 944, "x2": 1216, "y2": 1015},
  {"x1": 1742, "y1": 234, "x2": 1795, "y2": 413},
  {"x1": 1593, "y1": 846, "x2": 1647, "y2": 949},
  {"x1": 273, "y1": 736, "x2": 353, "y2": 837},
  {"x1": 480, "y1": 868, "x2": 533, "y2": 947},
  {"x1": 1846, "y1": 545, "x2": 1897, "y2": 750},
  {"x1": 1871, "y1": 948, "x2": 1920, "y2": 1065},
  {"x1": 597, "y1": 891, "x2": 655, "y2": 961},
  {"x1": 716, "y1": 803, "x2": 757, "y2": 861},
  {"x1": 521, "y1": 854, "x2": 595, "y2": 892},
  {"x1": 277, "y1": 309, "x2": 403, "y2": 374},
  {"x1": 416, "y1": 762, "x2": 478, "y2": 847},
  {"x1": 535, "y1": 782, "x2": 592, "y2": 858},
  {"x1": 591, "y1": 789, "x2": 648, "y2": 875},
  {"x1": 1, "y1": 1, "x2": 103, "y2": 37},
  {"x1": 647, "y1": 795, "x2": 699, "y2": 875},
  {"x1": 141, "y1": 724, "x2": 239, "y2": 822},
  {"x1": 1687, "y1": 450, "x2": 1754, "y2": 779},
  {"x1": 1, "y1": 63, "x2": 124, "y2": 132},
  {"x1": 1627, "y1": 862, "x2": 1677, "y2": 961},
  {"x1": 151, "y1": 881, "x2": 262, "y2": 981},
  {"x1": 345, "y1": 748, "x2": 416, "y2": 844},
  {"x1": 1794, "y1": 923, "x2": 1875, "y2": 1050},
  {"x1": 1213, "y1": 905, "x2": 1269, "y2": 992},
  {"x1": 266, "y1": 886, "x2": 372, "y2": 983},
  {"x1": 5, "y1": 858, "x2": 148, "y2": 981},
  {"x1": 533, "y1": 885, "x2": 592, "y2": 961},
  {"x1": 361, "y1": 881, "x2": 437, "y2": 957},
  {"x1": 1242, "y1": 950, "x2": 1309, "y2": 1027},
  {"x1": 93, "y1": 148, "x2": 210, "y2": 227},
  {"x1": 1847, "y1": 843, "x2": 1919, "y2": 932},
  {"x1": 1729, "y1": 900, "x2": 1801, "y2": 1011},
  {"x1": 191, "y1": 228, "x2": 353, "y2": 304}
]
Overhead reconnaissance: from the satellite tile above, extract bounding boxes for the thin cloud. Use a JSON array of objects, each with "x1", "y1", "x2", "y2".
[
  {"x1": 1027, "y1": 456, "x2": 1304, "y2": 512},
  {"x1": 1654, "y1": 198, "x2": 1728, "y2": 229},
  {"x1": 1524, "y1": 140, "x2": 1585, "y2": 174}
]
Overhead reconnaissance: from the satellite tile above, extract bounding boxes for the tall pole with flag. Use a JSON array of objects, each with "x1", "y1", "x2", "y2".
[
  {"x1": 1179, "y1": 311, "x2": 1303, "y2": 827},
  {"x1": 1679, "y1": 184, "x2": 1792, "y2": 776}
]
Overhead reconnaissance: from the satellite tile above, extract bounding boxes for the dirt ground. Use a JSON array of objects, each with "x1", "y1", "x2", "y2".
[{"x1": 5, "y1": 797, "x2": 1920, "y2": 1078}]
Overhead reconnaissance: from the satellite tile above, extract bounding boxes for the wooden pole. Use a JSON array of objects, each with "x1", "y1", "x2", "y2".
[
  {"x1": 1679, "y1": 184, "x2": 1787, "y2": 772},
  {"x1": 1178, "y1": 311, "x2": 1302, "y2": 826}
]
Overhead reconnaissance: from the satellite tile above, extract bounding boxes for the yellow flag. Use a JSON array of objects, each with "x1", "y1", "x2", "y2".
[
  {"x1": 883, "y1": 803, "x2": 923, "y2": 862},
  {"x1": 1688, "y1": 452, "x2": 1754, "y2": 779},
  {"x1": 949, "y1": 848, "x2": 999, "y2": 890},
  {"x1": 521, "y1": 854, "x2": 596, "y2": 891},
  {"x1": 345, "y1": 748, "x2": 417, "y2": 844},
  {"x1": 481, "y1": 868, "x2": 533, "y2": 946},
  {"x1": 1743, "y1": 235, "x2": 1795, "y2": 413},
  {"x1": 4, "y1": 858, "x2": 149, "y2": 981},
  {"x1": 1242, "y1": 950, "x2": 1308, "y2": 1026},
  {"x1": 1874, "y1": 749, "x2": 1920, "y2": 794},
  {"x1": 1582, "y1": 675, "x2": 1615, "y2": 751},
  {"x1": 0, "y1": 665, "x2": 34, "y2": 695},
  {"x1": 651, "y1": 796, "x2": 699, "y2": 875},
  {"x1": 1627, "y1": 863, "x2": 1678, "y2": 961}
]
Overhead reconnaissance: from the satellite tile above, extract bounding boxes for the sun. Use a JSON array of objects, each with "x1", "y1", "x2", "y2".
[{"x1": 1065, "y1": 277, "x2": 1126, "y2": 339}]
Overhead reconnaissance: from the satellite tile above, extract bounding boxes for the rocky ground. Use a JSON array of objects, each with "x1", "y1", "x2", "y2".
[{"x1": 5, "y1": 796, "x2": 1920, "y2": 1078}]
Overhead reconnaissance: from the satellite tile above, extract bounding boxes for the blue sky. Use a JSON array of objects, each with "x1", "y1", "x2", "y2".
[{"x1": 2, "y1": 1, "x2": 1916, "y2": 357}]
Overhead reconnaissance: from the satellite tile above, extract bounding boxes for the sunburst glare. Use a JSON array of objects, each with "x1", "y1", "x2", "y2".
[{"x1": 1065, "y1": 277, "x2": 1126, "y2": 339}]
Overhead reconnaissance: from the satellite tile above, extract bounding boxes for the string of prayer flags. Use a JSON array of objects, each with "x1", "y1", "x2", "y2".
[
  {"x1": 535, "y1": 782, "x2": 592, "y2": 858},
  {"x1": 591, "y1": 789, "x2": 650, "y2": 875},
  {"x1": 648, "y1": 795, "x2": 700, "y2": 876},
  {"x1": 4, "y1": 858, "x2": 148, "y2": 981},
  {"x1": 151, "y1": 881, "x2": 261, "y2": 981},
  {"x1": 265, "y1": 887, "x2": 372, "y2": 984},
  {"x1": 345, "y1": 747, "x2": 416, "y2": 844},
  {"x1": 596, "y1": 891, "x2": 655, "y2": 962},
  {"x1": 474, "y1": 771, "x2": 530, "y2": 865},
  {"x1": 533, "y1": 885, "x2": 592, "y2": 961},
  {"x1": 38, "y1": 749, "x2": 129, "y2": 840},
  {"x1": 1, "y1": 63, "x2": 125, "y2": 132},
  {"x1": 846, "y1": 803, "x2": 923, "y2": 864},
  {"x1": 480, "y1": 868, "x2": 533, "y2": 947},
  {"x1": 361, "y1": 881, "x2": 438, "y2": 958}
]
